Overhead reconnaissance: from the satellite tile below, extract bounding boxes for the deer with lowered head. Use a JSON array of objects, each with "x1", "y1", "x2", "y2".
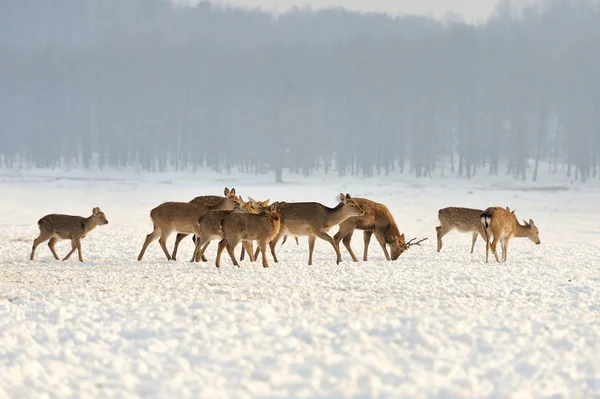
[
  {"x1": 170, "y1": 187, "x2": 239, "y2": 261},
  {"x1": 256, "y1": 193, "x2": 364, "y2": 265},
  {"x1": 216, "y1": 202, "x2": 281, "y2": 268},
  {"x1": 334, "y1": 198, "x2": 408, "y2": 261},
  {"x1": 138, "y1": 194, "x2": 240, "y2": 261},
  {"x1": 480, "y1": 206, "x2": 541, "y2": 263},
  {"x1": 30, "y1": 207, "x2": 109, "y2": 262},
  {"x1": 436, "y1": 207, "x2": 488, "y2": 253}
]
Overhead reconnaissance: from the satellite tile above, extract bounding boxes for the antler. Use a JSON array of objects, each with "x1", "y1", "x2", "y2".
[{"x1": 402, "y1": 237, "x2": 428, "y2": 250}]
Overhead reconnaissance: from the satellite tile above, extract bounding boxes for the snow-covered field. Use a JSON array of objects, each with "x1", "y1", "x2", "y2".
[{"x1": 1, "y1": 168, "x2": 599, "y2": 398}]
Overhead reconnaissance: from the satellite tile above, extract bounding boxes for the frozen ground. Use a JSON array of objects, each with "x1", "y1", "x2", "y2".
[{"x1": 1, "y1": 168, "x2": 599, "y2": 398}]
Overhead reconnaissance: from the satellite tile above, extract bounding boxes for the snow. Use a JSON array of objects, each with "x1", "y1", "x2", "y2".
[{"x1": 1, "y1": 168, "x2": 599, "y2": 398}]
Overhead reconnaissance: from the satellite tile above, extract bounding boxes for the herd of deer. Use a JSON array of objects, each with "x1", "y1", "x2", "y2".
[{"x1": 28, "y1": 187, "x2": 541, "y2": 266}]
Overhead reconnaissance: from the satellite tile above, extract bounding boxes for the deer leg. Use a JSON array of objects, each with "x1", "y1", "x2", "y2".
[
  {"x1": 282, "y1": 235, "x2": 288, "y2": 245},
  {"x1": 63, "y1": 240, "x2": 77, "y2": 261},
  {"x1": 240, "y1": 244, "x2": 246, "y2": 261},
  {"x1": 374, "y1": 230, "x2": 391, "y2": 261},
  {"x1": 268, "y1": 231, "x2": 283, "y2": 263},
  {"x1": 307, "y1": 235, "x2": 316, "y2": 266},
  {"x1": 191, "y1": 236, "x2": 207, "y2": 262},
  {"x1": 74, "y1": 237, "x2": 84, "y2": 262},
  {"x1": 502, "y1": 238, "x2": 509, "y2": 262},
  {"x1": 259, "y1": 240, "x2": 269, "y2": 268},
  {"x1": 47, "y1": 237, "x2": 60, "y2": 260},
  {"x1": 341, "y1": 231, "x2": 358, "y2": 262},
  {"x1": 363, "y1": 231, "x2": 373, "y2": 261},
  {"x1": 294, "y1": 237, "x2": 299, "y2": 245},
  {"x1": 171, "y1": 233, "x2": 188, "y2": 261},
  {"x1": 30, "y1": 231, "x2": 52, "y2": 260},
  {"x1": 490, "y1": 236, "x2": 501, "y2": 263},
  {"x1": 470, "y1": 232, "x2": 478, "y2": 254},
  {"x1": 215, "y1": 239, "x2": 227, "y2": 268},
  {"x1": 314, "y1": 230, "x2": 341, "y2": 265},
  {"x1": 138, "y1": 225, "x2": 161, "y2": 261},
  {"x1": 158, "y1": 231, "x2": 172, "y2": 261},
  {"x1": 225, "y1": 242, "x2": 240, "y2": 268},
  {"x1": 196, "y1": 241, "x2": 211, "y2": 262},
  {"x1": 241, "y1": 242, "x2": 254, "y2": 262},
  {"x1": 436, "y1": 225, "x2": 451, "y2": 253}
]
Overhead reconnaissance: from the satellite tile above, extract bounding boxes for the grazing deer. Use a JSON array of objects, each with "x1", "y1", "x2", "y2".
[
  {"x1": 190, "y1": 202, "x2": 254, "y2": 263},
  {"x1": 480, "y1": 207, "x2": 541, "y2": 263},
  {"x1": 216, "y1": 202, "x2": 281, "y2": 268},
  {"x1": 170, "y1": 187, "x2": 239, "y2": 260},
  {"x1": 30, "y1": 207, "x2": 109, "y2": 262},
  {"x1": 258, "y1": 193, "x2": 364, "y2": 265},
  {"x1": 436, "y1": 207, "x2": 487, "y2": 253},
  {"x1": 334, "y1": 198, "x2": 406, "y2": 261},
  {"x1": 138, "y1": 198, "x2": 237, "y2": 261}
]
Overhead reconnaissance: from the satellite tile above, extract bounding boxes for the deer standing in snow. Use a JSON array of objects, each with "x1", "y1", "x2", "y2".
[
  {"x1": 480, "y1": 206, "x2": 541, "y2": 263},
  {"x1": 436, "y1": 207, "x2": 487, "y2": 253},
  {"x1": 30, "y1": 207, "x2": 109, "y2": 262},
  {"x1": 334, "y1": 198, "x2": 408, "y2": 261}
]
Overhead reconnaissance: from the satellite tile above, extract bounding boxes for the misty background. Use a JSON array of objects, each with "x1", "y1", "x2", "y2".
[{"x1": 0, "y1": 0, "x2": 599, "y2": 182}]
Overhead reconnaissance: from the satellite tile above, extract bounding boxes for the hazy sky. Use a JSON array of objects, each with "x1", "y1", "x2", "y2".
[{"x1": 200, "y1": 0, "x2": 513, "y2": 22}]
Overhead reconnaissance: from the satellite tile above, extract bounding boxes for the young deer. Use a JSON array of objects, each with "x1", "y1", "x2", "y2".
[
  {"x1": 216, "y1": 202, "x2": 281, "y2": 268},
  {"x1": 190, "y1": 202, "x2": 254, "y2": 263},
  {"x1": 138, "y1": 198, "x2": 237, "y2": 261},
  {"x1": 239, "y1": 197, "x2": 270, "y2": 261},
  {"x1": 436, "y1": 207, "x2": 486, "y2": 253},
  {"x1": 259, "y1": 193, "x2": 364, "y2": 265},
  {"x1": 480, "y1": 206, "x2": 541, "y2": 263},
  {"x1": 334, "y1": 198, "x2": 406, "y2": 261},
  {"x1": 30, "y1": 207, "x2": 109, "y2": 262},
  {"x1": 170, "y1": 187, "x2": 239, "y2": 260}
]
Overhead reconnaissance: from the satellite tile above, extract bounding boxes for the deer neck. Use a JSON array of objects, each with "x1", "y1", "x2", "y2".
[
  {"x1": 326, "y1": 202, "x2": 349, "y2": 225},
  {"x1": 514, "y1": 222, "x2": 531, "y2": 238},
  {"x1": 83, "y1": 216, "x2": 99, "y2": 233}
]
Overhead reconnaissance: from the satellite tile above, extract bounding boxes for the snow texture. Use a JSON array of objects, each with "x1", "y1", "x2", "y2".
[{"x1": 1, "y1": 169, "x2": 599, "y2": 398}]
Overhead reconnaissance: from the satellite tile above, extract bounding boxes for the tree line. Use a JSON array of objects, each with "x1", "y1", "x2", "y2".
[{"x1": 0, "y1": 0, "x2": 599, "y2": 181}]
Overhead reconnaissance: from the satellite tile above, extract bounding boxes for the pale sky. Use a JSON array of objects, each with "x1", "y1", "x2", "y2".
[{"x1": 201, "y1": 0, "x2": 517, "y2": 23}]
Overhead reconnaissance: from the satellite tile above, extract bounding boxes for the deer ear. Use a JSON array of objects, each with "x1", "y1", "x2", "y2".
[
  {"x1": 224, "y1": 187, "x2": 230, "y2": 196},
  {"x1": 345, "y1": 193, "x2": 352, "y2": 200},
  {"x1": 400, "y1": 233, "x2": 405, "y2": 240},
  {"x1": 522, "y1": 219, "x2": 529, "y2": 226},
  {"x1": 231, "y1": 188, "x2": 236, "y2": 195},
  {"x1": 263, "y1": 199, "x2": 270, "y2": 205},
  {"x1": 339, "y1": 193, "x2": 345, "y2": 202},
  {"x1": 92, "y1": 207, "x2": 99, "y2": 215},
  {"x1": 529, "y1": 219, "x2": 535, "y2": 227}
]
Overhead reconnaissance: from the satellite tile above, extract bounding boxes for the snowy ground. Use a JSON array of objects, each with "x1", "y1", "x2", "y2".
[{"x1": 1, "y1": 168, "x2": 599, "y2": 398}]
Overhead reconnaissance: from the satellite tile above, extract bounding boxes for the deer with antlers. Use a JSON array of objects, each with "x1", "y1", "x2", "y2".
[
  {"x1": 480, "y1": 206, "x2": 541, "y2": 263},
  {"x1": 334, "y1": 198, "x2": 415, "y2": 261}
]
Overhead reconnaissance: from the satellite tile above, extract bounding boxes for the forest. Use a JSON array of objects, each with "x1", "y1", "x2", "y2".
[{"x1": 0, "y1": 0, "x2": 599, "y2": 181}]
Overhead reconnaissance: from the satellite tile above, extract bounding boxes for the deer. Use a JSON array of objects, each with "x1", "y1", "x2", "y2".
[
  {"x1": 480, "y1": 207, "x2": 541, "y2": 263},
  {"x1": 216, "y1": 202, "x2": 281, "y2": 268},
  {"x1": 333, "y1": 198, "x2": 407, "y2": 261},
  {"x1": 256, "y1": 193, "x2": 364, "y2": 265},
  {"x1": 190, "y1": 201, "x2": 255, "y2": 263},
  {"x1": 138, "y1": 197, "x2": 239, "y2": 261},
  {"x1": 170, "y1": 187, "x2": 239, "y2": 261},
  {"x1": 239, "y1": 197, "x2": 270, "y2": 261},
  {"x1": 436, "y1": 207, "x2": 489, "y2": 253},
  {"x1": 30, "y1": 207, "x2": 109, "y2": 262}
]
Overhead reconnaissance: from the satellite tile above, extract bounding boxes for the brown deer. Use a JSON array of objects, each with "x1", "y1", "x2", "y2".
[
  {"x1": 216, "y1": 202, "x2": 281, "y2": 268},
  {"x1": 334, "y1": 198, "x2": 406, "y2": 261},
  {"x1": 239, "y1": 197, "x2": 270, "y2": 261},
  {"x1": 258, "y1": 194, "x2": 364, "y2": 265},
  {"x1": 436, "y1": 207, "x2": 487, "y2": 253},
  {"x1": 190, "y1": 202, "x2": 255, "y2": 263},
  {"x1": 30, "y1": 207, "x2": 109, "y2": 262},
  {"x1": 138, "y1": 197, "x2": 238, "y2": 261},
  {"x1": 480, "y1": 207, "x2": 541, "y2": 263},
  {"x1": 170, "y1": 187, "x2": 239, "y2": 260}
]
